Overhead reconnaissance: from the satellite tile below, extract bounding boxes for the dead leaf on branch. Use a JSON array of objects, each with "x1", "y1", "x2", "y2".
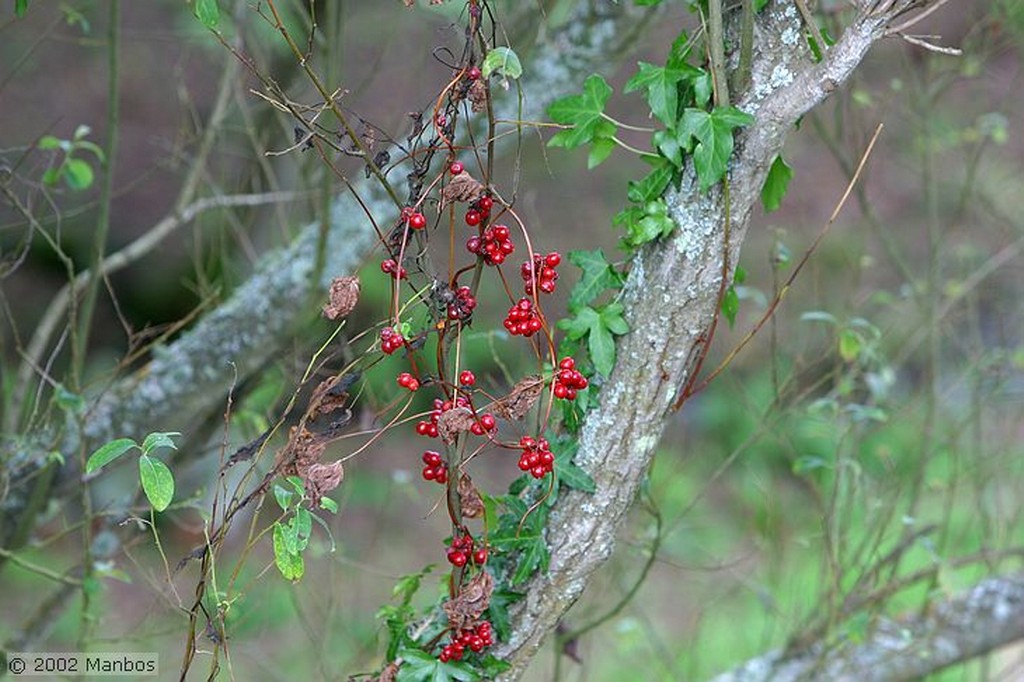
[
  {"x1": 458, "y1": 473, "x2": 484, "y2": 519},
  {"x1": 437, "y1": 406, "x2": 476, "y2": 445},
  {"x1": 323, "y1": 275, "x2": 360, "y2": 320},
  {"x1": 441, "y1": 171, "x2": 484, "y2": 205},
  {"x1": 304, "y1": 460, "x2": 344, "y2": 506},
  {"x1": 443, "y1": 569, "x2": 493, "y2": 632},
  {"x1": 492, "y1": 374, "x2": 543, "y2": 421},
  {"x1": 468, "y1": 79, "x2": 487, "y2": 113}
]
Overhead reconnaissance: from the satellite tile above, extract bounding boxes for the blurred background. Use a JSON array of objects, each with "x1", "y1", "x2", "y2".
[{"x1": 2, "y1": 1, "x2": 1023, "y2": 680}]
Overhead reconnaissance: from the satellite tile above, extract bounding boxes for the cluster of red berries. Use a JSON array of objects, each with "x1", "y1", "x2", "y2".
[
  {"x1": 446, "y1": 532, "x2": 488, "y2": 568},
  {"x1": 520, "y1": 251, "x2": 561, "y2": 296},
  {"x1": 518, "y1": 436, "x2": 555, "y2": 479},
  {"x1": 446, "y1": 285, "x2": 478, "y2": 321},
  {"x1": 438, "y1": 621, "x2": 493, "y2": 663},
  {"x1": 380, "y1": 258, "x2": 408, "y2": 280},
  {"x1": 553, "y1": 357, "x2": 588, "y2": 400},
  {"x1": 415, "y1": 397, "x2": 497, "y2": 439},
  {"x1": 421, "y1": 450, "x2": 448, "y2": 484},
  {"x1": 464, "y1": 194, "x2": 494, "y2": 227},
  {"x1": 466, "y1": 224, "x2": 514, "y2": 265},
  {"x1": 503, "y1": 297, "x2": 543, "y2": 337},
  {"x1": 380, "y1": 327, "x2": 405, "y2": 355},
  {"x1": 397, "y1": 372, "x2": 420, "y2": 392}
]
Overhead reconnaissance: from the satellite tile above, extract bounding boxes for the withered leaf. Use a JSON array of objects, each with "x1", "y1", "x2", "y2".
[
  {"x1": 443, "y1": 570, "x2": 493, "y2": 632},
  {"x1": 441, "y1": 171, "x2": 484, "y2": 205},
  {"x1": 492, "y1": 375, "x2": 543, "y2": 421},
  {"x1": 468, "y1": 79, "x2": 487, "y2": 113},
  {"x1": 458, "y1": 473, "x2": 484, "y2": 519},
  {"x1": 304, "y1": 460, "x2": 344, "y2": 506},
  {"x1": 436, "y1": 406, "x2": 476, "y2": 445},
  {"x1": 323, "y1": 275, "x2": 360, "y2": 320}
]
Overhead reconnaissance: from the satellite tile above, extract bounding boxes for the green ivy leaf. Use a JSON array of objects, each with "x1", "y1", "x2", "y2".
[
  {"x1": 722, "y1": 265, "x2": 746, "y2": 327},
  {"x1": 86, "y1": 438, "x2": 138, "y2": 474},
  {"x1": 141, "y1": 431, "x2": 180, "y2": 455},
  {"x1": 552, "y1": 439, "x2": 595, "y2": 494},
  {"x1": 626, "y1": 160, "x2": 673, "y2": 204},
  {"x1": 558, "y1": 306, "x2": 600, "y2": 341},
  {"x1": 481, "y1": 46, "x2": 522, "y2": 80},
  {"x1": 63, "y1": 158, "x2": 94, "y2": 190},
  {"x1": 587, "y1": 136, "x2": 615, "y2": 169},
  {"x1": 273, "y1": 484, "x2": 294, "y2": 511},
  {"x1": 678, "y1": 106, "x2": 754, "y2": 191},
  {"x1": 395, "y1": 648, "x2": 478, "y2": 682},
  {"x1": 14, "y1": 0, "x2": 29, "y2": 17},
  {"x1": 37, "y1": 135, "x2": 61, "y2": 150},
  {"x1": 547, "y1": 74, "x2": 615, "y2": 150},
  {"x1": 194, "y1": 0, "x2": 219, "y2": 29},
  {"x1": 557, "y1": 304, "x2": 629, "y2": 377},
  {"x1": 624, "y1": 60, "x2": 699, "y2": 127},
  {"x1": 138, "y1": 454, "x2": 175, "y2": 512},
  {"x1": 839, "y1": 328, "x2": 863, "y2": 363},
  {"x1": 653, "y1": 128, "x2": 683, "y2": 168},
  {"x1": 567, "y1": 249, "x2": 622, "y2": 312},
  {"x1": 761, "y1": 154, "x2": 793, "y2": 213}
]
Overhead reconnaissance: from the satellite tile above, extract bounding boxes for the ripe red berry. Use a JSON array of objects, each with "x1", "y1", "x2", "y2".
[
  {"x1": 478, "y1": 195, "x2": 493, "y2": 212},
  {"x1": 450, "y1": 161, "x2": 464, "y2": 175},
  {"x1": 473, "y1": 548, "x2": 488, "y2": 565},
  {"x1": 459, "y1": 370, "x2": 476, "y2": 386},
  {"x1": 465, "y1": 209, "x2": 481, "y2": 227},
  {"x1": 423, "y1": 451, "x2": 443, "y2": 467},
  {"x1": 409, "y1": 212, "x2": 427, "y2": 230},
  {"x1": 467, "y1": 66, "x2": 482, "y2": 81},
  {"x1": 397, "y1": 372, "x2": 419, "y2": 392},
  {"x1": 479, "y1": 413, "x2": 496, "y2": 431}
]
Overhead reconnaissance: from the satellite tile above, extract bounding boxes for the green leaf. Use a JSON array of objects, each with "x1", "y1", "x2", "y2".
[
  {"x1": 138, "y1": 454, "x2": 175, "y2": 512},
  {"x1": 553, "y1": 440, "x2": 595, "y2": 493},
  {"x1": 42, "y1": 167, "x2": 61, "y2": 186},
  {"x1": 624, "y1": 61, "x2": 699, "y2": 127},
  {"x1": 588, "y1": 320, "x2": 616, "y2": 377},
  {"x1": 141, "y1": 431, "x2": 180, "y2": 455},
  {"x1": 678, "y1": 106, "x2": 754, "y2": 191},
  {"x1": 291, "y1": 508, "x2": 312, "y2": 553},
  {"x1": 273, "y1": 484, "x2": 294, "y2": 511},
  {"x1": 37, "y1": 135, "x2": 61, "y2": 150},
  {"x1": 547, "y1": 74, "x2": 614, "y2": 149},
  {"x1": 653, "y1": 129, "x2": 683, "y2": 168},
  {"x1": 839, "y1": 328, "x2": 863, "y2": 362},
  {"x1": 63, "y1": 157, "x2": 94, "y2": 190},
  {"x1": 194, "y1": 0, "x2": 219, "y2": 28},
  {"x1": 600, "y1": 302, "x2": 629, "y2": 335},
  {"x1": 511, "y1": 532, "x2": 549, "y2": 585},
  {"x1": 395, "y1": 648, "x2": 477, "y2": 682},
  {"x1": 481, "y1": 46, "x2": 522, "y2": 80},
  {"x1": 558, "y1": 306, "x2": 600, "y2": 341},
  {"x1": 626, "y1": 160, "x2": 673, "y2": 204},
  {"x1": 567, "y1": 249, "x2": 622, "y2": 312},
  {"x1": 14, "y1": 0, "x2": 28, "y2": 17},
  {"x1": 319, "y1": 496, "x2": 338, "y2": 513},
  {"x1": 86, "y1": 438, "x2": 138, "y2": 474},
  {"x1": 273, "y1": 523, "x2": 304, "y2": 581},
  {"x1": 587, "y1": 136, "x2": 615, "y2": 168},
  {"x1": 54, "y1": 383, "x2": 85, "y2": 413},
  {"x1": 761, "y1": 155, "x2": 793, "y2": 213},
  {"x1": 722, "y1": 286, "x2": 739, "y2": 327}
]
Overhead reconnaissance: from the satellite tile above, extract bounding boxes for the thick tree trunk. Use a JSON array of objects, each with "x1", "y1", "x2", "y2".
[{"x1": 493, "y1": 2, "x2": 957, "y2": 679}]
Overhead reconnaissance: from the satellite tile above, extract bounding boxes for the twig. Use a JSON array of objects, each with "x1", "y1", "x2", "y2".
[{"x1": 897, "y1": 32, "x2": 962, "y2": 55}]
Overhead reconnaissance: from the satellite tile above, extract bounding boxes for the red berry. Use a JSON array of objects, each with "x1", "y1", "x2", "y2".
[
  {"x1": 423, "y1": 451, "x2": 443, "y2": 467},
  {"x1": 493, "y1": 225, "x2": 510, "y2": 241},
  {"x1": 479, "y1": 195, "x2": 493, "y2": 212},
  {"x1": 545, "y1": 252, "x2": 562, "y2": 267},
  {"x1": 380, "y1": 259, "x2": 395, "y2": 273},
  {"x1": 459, "y1": 370, "x2": 476, "y2": 386},
  {"x1": 409, "y1": 212, "x2": 427, "y2": 230},
  {"x1": 532, "y1": 465, "x2": 548, "y2": 479},
  {"x1": 467, "y1": 66, "x2": 482, "y2": 81},
  {"x1": 465, "y1": 209, "x2": 481, "y2": 226},
  {"x1": 450, "y1": 161, "x2": 464, "y2": 175},
  {"x1": 559, "y1": 357, "x2": 575, "y2": 370},
  {"x1": 473, "y1": 548, "x2": 488, "y2": 565},
  {"x1": 435, "y1": 467, "x2": 448, "y2": 484},
  {"x1": 553, "y1": 383, "x2": 568, "y2": 399},
  {"x1": 470, "y1": 423, "x2": 484, "y2": 436},
  {"x1": 422, "y1": 466, "x2": 436, "y2": 481},
  {"x1": 479, "y1": 413, "x2": 496, "y2": 431}
]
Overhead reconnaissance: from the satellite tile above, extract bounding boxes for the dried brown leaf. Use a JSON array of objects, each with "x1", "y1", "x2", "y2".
[
  {"x1": 323, "y1": 275, "x2": 360, "y2": 320},
  {"x1": 492, "y1": 375, "x2": 544, "y2": 421},
  {"x1": 443, "y1": 570, "x2": 494, "y2": 632},
  {"x1": 468, "y1": 80, "x2": 487, "y2": 113},
  {"x1": 441, "y1": 171, "x2": 484, "y2": 205},
  {"x1": 436, "y1": 406, "x2": 476, "y2": 445},
  {"x1": 304, "y1": 460, "x2": 344, "y2": 506},
  {"x1": 458, "y1": 473, "x2": 484, "y2": 519}
]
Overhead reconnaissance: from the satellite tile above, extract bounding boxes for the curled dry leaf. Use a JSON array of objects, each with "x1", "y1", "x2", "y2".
[
  {"x1": 304, "y1": 460, "x2": 344, "y2": 506},
  {"x1": 323, "y1": 275, "x2": 360, "y2": 320},
  {"x1": 436, "y1": 406, "x2": 476, "y2": 445},
  {"x1": 492, "y1": 374, "x2": 544, "y2": 421},
  {"x1": 441, "y1": 171, "x2": 484, "y2": 205},
  {"x1": 458, "y1": 473, "x2": 484, "y2": 519},
  {"x1": 309, "y1": 374, "x2": 351, "y2": 417},
  {"x1": 372, "y1": 661, "x2": 400, "y2": 682},
  {"x1": 468, "y1": 79, "x2": 487, "y2": 113},
  {"x1": 443, "y1": 569, "x2": 494, "y2": 632}
]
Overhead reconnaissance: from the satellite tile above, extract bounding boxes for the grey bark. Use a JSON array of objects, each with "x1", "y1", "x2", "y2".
[
  {"x1": 493, "y1": 1, "x2": 961, "y2": 680},
  {"x1": 711, "y1": 573, "x2": 1024, "y2": 682}
]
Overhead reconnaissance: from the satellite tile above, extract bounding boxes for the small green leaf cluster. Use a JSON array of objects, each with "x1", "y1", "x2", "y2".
[
  {"x1": 192, "y1": 0, "x2": 219, "y2": 29},
  {"x1": 85, "y1": 432, "x2": 180, "y2": 512},
  {"x1": 271, "y1": 476, "x2": 337, "y2": 582},
  {"x1": 38, "y1": 125, "x2": 105, "y2": 191}
]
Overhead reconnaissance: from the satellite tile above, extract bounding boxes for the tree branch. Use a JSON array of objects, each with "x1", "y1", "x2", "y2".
[{"x1": 711, "y1": 574, "x2": 1024, "y2": 682}]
